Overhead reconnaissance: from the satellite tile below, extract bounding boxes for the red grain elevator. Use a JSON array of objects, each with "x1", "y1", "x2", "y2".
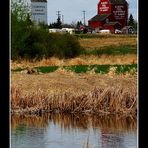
[{"x1": 88, "y1": 0, "x2": 128, "y2": 33}]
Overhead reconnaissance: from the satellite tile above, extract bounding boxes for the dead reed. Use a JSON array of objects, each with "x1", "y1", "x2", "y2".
[{"x1": 11, "y1": 85, "x2": 137, "y2": 116}]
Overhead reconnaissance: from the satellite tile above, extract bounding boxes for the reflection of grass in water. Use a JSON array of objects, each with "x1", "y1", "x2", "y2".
[
  {"x1": 11, "y1": 114, "x2": 49, "y2": 129},
  {"x1": 11, "y1": 114, "x2": 136, "y2": 148},
  {"x1": 82, "y1": 136, "x2": 92, "y2": 148},
  {"x1": 11, "y1": 113, "x2": 137, "y2": 131},
  {"x1": 11, "y1": 114, "x2": 137, "y2": 148}
]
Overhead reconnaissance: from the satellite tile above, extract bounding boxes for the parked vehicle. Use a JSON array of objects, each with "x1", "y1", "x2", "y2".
[
  {"x1": 115, "y1": 29, "x2": 122, "y2": 34},
  {"x1": 99, "y1": 29, "x2": 111, "y2": 34},
  {"x1": 61, "y1": 28, "x2": 75, "y2": 34}
]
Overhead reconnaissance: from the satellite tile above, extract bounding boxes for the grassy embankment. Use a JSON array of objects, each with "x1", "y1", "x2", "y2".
[{"x1": 11, "y1": 34, "x2": 137, "y2": 116}]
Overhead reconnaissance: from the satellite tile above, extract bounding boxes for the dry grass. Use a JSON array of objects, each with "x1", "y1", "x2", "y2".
[
  {"x1": 11, "y1": 55, "x2": 137, "y2": 70},
  {"x1": 11, "y1": 85, "x2": 137, "y2": 116},
  {"x1": 79, "y1": 37, "x2": 137, "y2": 50},
  {"x1": 11, "y1": 72, "x2": 137, "y2": 94}
]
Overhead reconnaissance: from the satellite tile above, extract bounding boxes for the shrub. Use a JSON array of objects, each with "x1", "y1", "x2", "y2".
[
  {"x1": 47, "y1": 33, "x2": 83, "y2": 59},
  {"x1": 11, "y1": 1, "x2": 82, "y2": 61}
]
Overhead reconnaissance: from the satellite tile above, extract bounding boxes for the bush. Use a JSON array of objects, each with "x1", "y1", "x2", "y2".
[
  {"x1": 47, "y1": 33, "x2": 82, "y2": 59},
  {"x1": 11, "y1": 1, "x2": 82, "y2": 61}
]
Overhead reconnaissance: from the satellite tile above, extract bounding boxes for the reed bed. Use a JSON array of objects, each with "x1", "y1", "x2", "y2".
[{"x1": 11, "y1": 85, "x2": 137, "y2": 116}]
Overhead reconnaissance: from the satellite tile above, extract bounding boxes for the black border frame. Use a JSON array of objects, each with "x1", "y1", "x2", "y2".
[{"x1": 0, "y1": 0, "x2": 10, "y2": 147}]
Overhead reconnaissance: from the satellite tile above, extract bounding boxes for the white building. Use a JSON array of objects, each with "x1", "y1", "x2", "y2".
[
  {"x1": 49, "y1": 28, "x2": 75, "y2": 34},
  {"x1": 31, "y1": 0, "x2": 47, "y2": 25},
  {"x1": 61, "y1": 28, "x2": 75, "y2": 34}
]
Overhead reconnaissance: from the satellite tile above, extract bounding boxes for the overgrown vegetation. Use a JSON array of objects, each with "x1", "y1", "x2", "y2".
[{"x1": 11, "y1": 1, "x2": 82, "y2": 60}]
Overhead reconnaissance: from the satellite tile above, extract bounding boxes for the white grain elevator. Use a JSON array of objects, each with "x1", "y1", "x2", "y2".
[{"x1": 31, "y1": 0, "x2": 47, "y2": 24}]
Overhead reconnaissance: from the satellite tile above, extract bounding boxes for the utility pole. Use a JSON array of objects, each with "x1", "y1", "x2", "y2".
[
  {"x1": 82, "y1": 10, "x2": 86, "y2": 26},
  {"x1": 56, "y1": 10, "x2": 62, "y2": 28},
  {"x1": 62, "y1": 15, "x2": 64, "y2": 25},
  {"x1": 56, "y1": 10, "x2": 61, "y2": 19}
]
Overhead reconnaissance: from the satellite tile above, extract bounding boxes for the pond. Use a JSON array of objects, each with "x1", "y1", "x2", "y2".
[{"x1": 11, "y1": 114, "x2": 137, "y2": 148}]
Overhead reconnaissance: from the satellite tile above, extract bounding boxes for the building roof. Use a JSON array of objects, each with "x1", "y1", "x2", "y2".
[
  {"x1": 109, "y1": 0, "x2": 128, "y2": 4},
  {"x1": 31, "y1": 0, "x2": 47, "y2": 2},
  {"x1": 88, "y1": 14, "x2": 111, "y2": 22},
  {"x1": 104, "y1": 21, "x2": 122, "y2": 26},
  {"x1": 122, "y1": 26, "x2": 134, "y2": 29}
]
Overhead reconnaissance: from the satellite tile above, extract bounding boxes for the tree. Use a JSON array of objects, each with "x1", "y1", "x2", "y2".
[
  {"x1": 48, "y1": 16, "x2": 62, "y2": 29},
  {"x1": 11, "y1": 0, "x2": 33, "y2": 59},
  {"x1": 128, "y1": 14, "x2": 135, "y2": 27},
  {"x1": 128, "y1": 14, "x2": 138, "y2": 32},
  {"x1": 56, "y1": 16, "x2": 62, "y2": 28},
  {"x1": 11, "y1": 0, "x2": 31, "y2": 21},
  {"x1": 76, "y1": 21, "x2": 83, "y2": 29},
  {"x1": 11, "y1": 0, "x2": 49, "y2": 60}
]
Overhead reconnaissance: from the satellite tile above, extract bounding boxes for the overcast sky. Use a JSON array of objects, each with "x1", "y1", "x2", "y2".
[{"x1": 26, "y1": 0, "x2": 138, "y2": 25}]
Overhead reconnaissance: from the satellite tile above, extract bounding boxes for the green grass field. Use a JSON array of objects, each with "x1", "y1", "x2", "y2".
[{"x1": 12, "y1": 64, "x2": 137, "y2": 74}]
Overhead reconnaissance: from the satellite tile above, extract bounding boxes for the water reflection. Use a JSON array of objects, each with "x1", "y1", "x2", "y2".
[{"x1": 11, "y1": 114, "x2": 137, "y2": 148}]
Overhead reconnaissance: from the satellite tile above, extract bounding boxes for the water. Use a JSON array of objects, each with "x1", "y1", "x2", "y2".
[{"x1": 11, "y1": 114, "x2": 137, "y2": 148}]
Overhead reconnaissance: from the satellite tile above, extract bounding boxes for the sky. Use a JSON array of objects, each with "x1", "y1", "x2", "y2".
[{"x1": 26, "y1": 0, "x2": 138, "y2": 25}]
